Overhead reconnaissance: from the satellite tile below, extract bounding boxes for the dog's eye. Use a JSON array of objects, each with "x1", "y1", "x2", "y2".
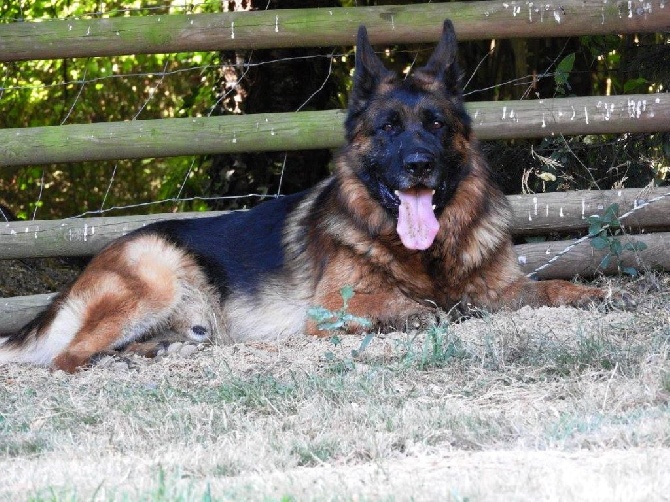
[
  {"x1": 381, "y1": 123, "x2": 395, "y2": 132},
  {"x1": 430, "y1": 120, "x2": 445, "y2": 130}
]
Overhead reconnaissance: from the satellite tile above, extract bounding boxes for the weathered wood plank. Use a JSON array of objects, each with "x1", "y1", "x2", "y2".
[
  {"x1": 1, "y1": 94, "x2": 668, "y2": 168},
  {"x1": 2, "y1": 188, "x2": 668, "y2": 259},
  {"x1": 509, "y1": 187, "x2": 670, "y2": 235},
  {"x1": 1, "y1": 0, "x2": 668, "y2": 62},
  {"x1": 0, "y1": 211, "x2": 229, "y2": 259},
  {"x1": 0, "y1": 110, "x2": 346, "y2": 168},
  {"x1": 0, "y1": 293, "x2": 55, "y2": 335},
  {"x1": 517, "y1": 231, "x2": 670, "y2": 279}
]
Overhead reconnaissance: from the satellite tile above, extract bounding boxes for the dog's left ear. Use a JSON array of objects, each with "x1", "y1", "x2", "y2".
[{"x1": 417, "y1": 20, "x2": 463, "y2": 95}]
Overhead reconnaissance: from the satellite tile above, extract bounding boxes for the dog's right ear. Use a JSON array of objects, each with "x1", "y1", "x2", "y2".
[{"x1": 348, "y1": 26, "x2": 394, "y2": 115}]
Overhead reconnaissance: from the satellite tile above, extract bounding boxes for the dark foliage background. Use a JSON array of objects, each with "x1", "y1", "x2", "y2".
[{"x1": 0, "y1": 0, "x2": 668, "y2": 221}]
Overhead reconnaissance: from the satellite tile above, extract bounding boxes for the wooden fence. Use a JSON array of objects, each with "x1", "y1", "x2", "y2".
[{"x1": 1, "y1": 1, "x2": 670, "y2": 332}]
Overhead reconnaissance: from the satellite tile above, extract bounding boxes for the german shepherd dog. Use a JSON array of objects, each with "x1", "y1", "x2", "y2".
[{"x1": 0, "y1": 21, "x2": 607, "y2": 372}]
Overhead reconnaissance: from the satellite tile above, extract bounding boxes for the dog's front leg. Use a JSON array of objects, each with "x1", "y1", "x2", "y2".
[
  {"x1": 497, "y1": 276, "x2": 609, "y2": 309},
  {"x1": 307, "y1": 277, "x2": 434, "y2": 337}
]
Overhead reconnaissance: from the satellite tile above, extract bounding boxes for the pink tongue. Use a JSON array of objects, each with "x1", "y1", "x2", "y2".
[{"x1": 396, "y1": 188, "x2": 440, "y2": 250}]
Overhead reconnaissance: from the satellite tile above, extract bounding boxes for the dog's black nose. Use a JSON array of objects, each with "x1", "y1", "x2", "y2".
[{"x1": 404, "y1": 152, "x2": 434, "y2": 176}]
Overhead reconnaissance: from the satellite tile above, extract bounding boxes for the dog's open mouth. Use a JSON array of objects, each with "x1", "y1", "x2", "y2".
[{"x1": 395, "y1": 187, "x2": 439, "y2": 250}]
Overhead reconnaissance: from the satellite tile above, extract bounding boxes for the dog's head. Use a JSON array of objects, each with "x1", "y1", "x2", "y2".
[{"x1": 344, "y1": 20, "x2": 472, "y2": 251}]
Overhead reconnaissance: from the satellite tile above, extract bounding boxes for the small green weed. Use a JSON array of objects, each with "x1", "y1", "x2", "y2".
[
  {"x1": 290, "y1": 439, "x2": 339, "y2": 467},
  {"x1": 323, "y1": 333, "x2": 375, "y2": 373},
  {"x1": 309, "y1": 286, "x2": 374, "y2": 372},
  {"x1": 553, "y1": 335, "x2": 616, "y2": 373},
  {"x1": 1, "y1": 435, "x2": 51, "y2": 458},
  {"x1": 307, "y1": 285, "x2": 372, "y2": 332},
  {"x1": 547, "y1": 412, "x2": 604, "y2": 442},
  {"x1": 588, "y1": 203, "x2": 647, "y2": 276},
  {"x1": 542, "y1": 326, "x2": 650, "y2": 377},
  {"x1": 212, "y1": 375, "x2": 297, "y2": 413},
  {"x1": 401, "y1": 322, "x2": 469, "y2": 370},
  {"x1": 277, "y1": 496, "x2": 298, "y2": 502}
]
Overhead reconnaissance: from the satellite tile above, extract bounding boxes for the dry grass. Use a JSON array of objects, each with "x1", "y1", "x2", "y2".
[{"x1": 0, "y1": 274, "x2": 668, "y2": 501}]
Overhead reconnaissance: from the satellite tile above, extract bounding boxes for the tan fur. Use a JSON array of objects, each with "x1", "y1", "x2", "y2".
[{"x1": 12, "y1": 235, "x2": 220, "y2": 372}]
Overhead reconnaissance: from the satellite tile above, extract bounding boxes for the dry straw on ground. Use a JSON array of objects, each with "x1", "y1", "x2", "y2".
[{"x1": 0, "y1": 274, "x2": 668, "y2": 501}]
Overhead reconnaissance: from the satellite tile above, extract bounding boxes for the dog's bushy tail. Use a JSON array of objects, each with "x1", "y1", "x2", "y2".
[
  {"x1": 0, "y1": 300, "x2": 63, "y2": 365},
  {"x1": 0, "y1": 292, "x2": 77, "y2": 366}
]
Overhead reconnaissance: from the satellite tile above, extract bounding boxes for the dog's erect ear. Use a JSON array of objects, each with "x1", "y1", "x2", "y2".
[
  {"x1": 417, "y1": 20, "x2": 463, "y2": 95},
  {"x1": 348, "y1": 26, "x2": 394, "y2": 113}
]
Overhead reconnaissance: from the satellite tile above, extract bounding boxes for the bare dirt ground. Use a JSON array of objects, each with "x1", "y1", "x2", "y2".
[
  {"x1": 0, "y1": 257, "x2": 83, "y2": 297},
  {"x1": 0, "y1": 266, "x2": 668, "y2": 500}
]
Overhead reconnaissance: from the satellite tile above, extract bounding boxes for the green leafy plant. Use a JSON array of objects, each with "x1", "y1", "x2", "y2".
[
  {"x1": 308, "y1": 286, "x2": 374, "y2": 372},
  {"x1": 587, "y1": 203, "x2": 648, "y2": 276},
  {"x1": 554, "y1": 52, "x2": 575, "y2": 96},
  {"x1": 307, "y1": 286, "x2": 372, "y2": 332},
  {"x1": 321, "y1": 332, "x2": 375, "y2": 373},
  {"x1": 418, "y1": 323, "x2": 469, "y2": 369},
  {"x1": 397, "y1": 322, "x2": 469, "y2": 370}
]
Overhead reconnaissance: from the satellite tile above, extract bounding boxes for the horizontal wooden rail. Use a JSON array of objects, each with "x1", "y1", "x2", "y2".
[
  {"x1": 509, "y1": 186, "x2": 670, "y2": 235},
  {"x1": 0, "y1": 211, "x2": 227, "y2": 259},
  {"x1": 1, "y1": 0, "x2": 668, "y2": 62},
  {"x1": 1, "y1": 94, "x2": 668, "y2": 168},
  {"x1": 1, "y1": 293, "x2": 56, "y2": 335},
  {"x1": 1, "y1": 187, "x2": 668, "y2": 260},
  {"x1": 517, "y1": 231, "x2": 670, "y2": 279},
  {"x1": 2, "y1": 230, "x2": 668, "y2": 333}
]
